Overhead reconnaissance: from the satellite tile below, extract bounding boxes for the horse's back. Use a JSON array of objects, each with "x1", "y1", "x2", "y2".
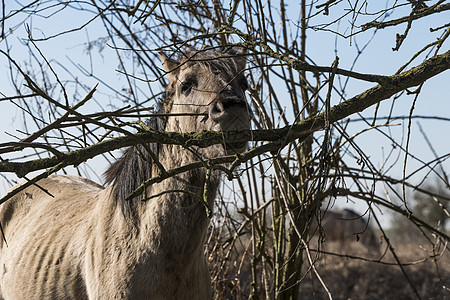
[
  {"x1": 0, "y1": 175, "x2": 102, "y2": 228},
  {"x1": 0, "y1": 174, "x2": 104, "y2": 299}
]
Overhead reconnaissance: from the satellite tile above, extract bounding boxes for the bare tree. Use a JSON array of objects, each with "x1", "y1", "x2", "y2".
[{"x1": 1, "y1": 1, "x2": 449, "y2": 299}]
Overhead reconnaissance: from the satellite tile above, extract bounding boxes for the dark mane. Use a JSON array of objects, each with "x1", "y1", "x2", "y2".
[{"x1": 103, "y1": 99, "x2": 169, "y2": 219}]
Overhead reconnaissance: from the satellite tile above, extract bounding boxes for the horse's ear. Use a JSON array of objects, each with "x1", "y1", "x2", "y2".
[
  {"x1": 235, "y1": 48, "x2": 247, "y2": 71},
  {"x1": 237, "y1": 47, "x2": 247, "y2": 56},
  {"x1": 160, "y1": 52, "x2": 180, "y2": 82}
]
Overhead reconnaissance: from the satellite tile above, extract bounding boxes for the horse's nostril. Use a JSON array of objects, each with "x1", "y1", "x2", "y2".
[{"x1": 211, "y1": 102, "x2": 224, "y2": 115}]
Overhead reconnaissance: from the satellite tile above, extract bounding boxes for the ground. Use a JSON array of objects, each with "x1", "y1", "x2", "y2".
[{"x1": 298, "y1": 240, "x2": 450, "y2": 299}]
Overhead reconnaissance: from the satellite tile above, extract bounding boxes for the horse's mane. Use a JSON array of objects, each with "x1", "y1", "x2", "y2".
[{"x1": 103, "y1": 98, "x2": 170, "y2": 219}]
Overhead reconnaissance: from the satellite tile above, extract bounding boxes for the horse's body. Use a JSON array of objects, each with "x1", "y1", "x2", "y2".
[
  {"x1": 0, "y1": 50, "x2": 250, "y2": 299},
  {"x1": 0, "y1": 175, "x2": 211, "y2": 299}
]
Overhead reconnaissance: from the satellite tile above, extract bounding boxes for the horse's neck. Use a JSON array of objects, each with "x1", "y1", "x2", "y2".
[{"x1": 136, "y1": 144, "x2": 219, "y2": 257}]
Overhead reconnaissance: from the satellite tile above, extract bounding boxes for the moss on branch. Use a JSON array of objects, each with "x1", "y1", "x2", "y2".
[{"x1": 1, "y1": 50, "x2": 449, "y2": 178}]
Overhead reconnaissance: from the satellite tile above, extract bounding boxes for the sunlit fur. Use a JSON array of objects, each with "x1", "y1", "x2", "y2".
[{"x1": 0, "y1": 49, "x2": 251, "y2": 299}]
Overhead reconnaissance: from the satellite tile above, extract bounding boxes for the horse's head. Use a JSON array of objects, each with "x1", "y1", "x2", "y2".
[{"x1": 161, "y1": 49, "x2": 251, "y2": 154}]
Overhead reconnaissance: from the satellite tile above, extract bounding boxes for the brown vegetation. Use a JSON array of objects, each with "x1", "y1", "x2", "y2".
[
  {"x1": 209, "y1": 233, "x2": 449, "y2": 299},
  {"x1": 299, "y1": 241, "x2": 449, "y2": 299}
]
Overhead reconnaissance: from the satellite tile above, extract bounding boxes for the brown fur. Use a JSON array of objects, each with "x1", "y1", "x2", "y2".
[{"x1": 0, "y1": 49, "x2": 251, "y2": 299}]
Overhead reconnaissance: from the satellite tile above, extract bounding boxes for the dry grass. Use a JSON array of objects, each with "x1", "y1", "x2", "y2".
[
  {"x1": 209, "y1": 225, "x2": 449, "y2": 299},
  {"x1": 298, "y1": 241, "x2": 450, "y2": 299}
]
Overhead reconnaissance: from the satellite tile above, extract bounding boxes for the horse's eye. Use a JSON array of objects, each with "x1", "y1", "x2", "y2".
[{"x1": 181, "y1": 78, "x2": 197, "y2": 95}]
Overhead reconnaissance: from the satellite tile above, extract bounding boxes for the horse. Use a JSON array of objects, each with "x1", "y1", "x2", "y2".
[{"x1": 0, "y1": 49, "x2": 251, "y2": 299}]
